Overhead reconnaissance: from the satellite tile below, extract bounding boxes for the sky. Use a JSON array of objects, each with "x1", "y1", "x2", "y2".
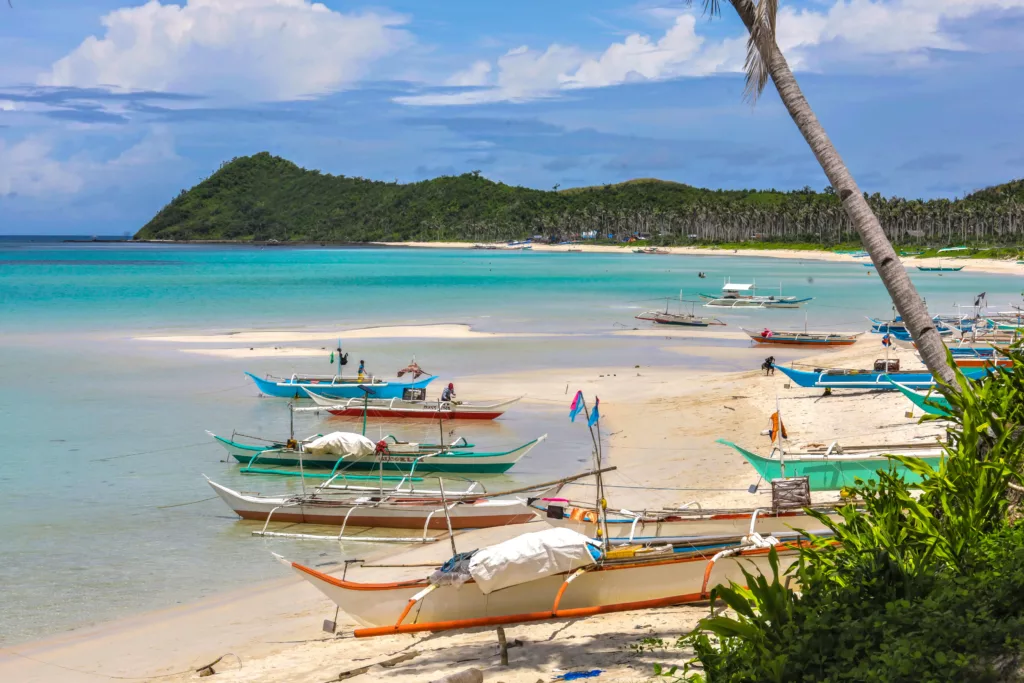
[{"x1": 1, "y1": 0, "x2": 1023, "y2": 234}]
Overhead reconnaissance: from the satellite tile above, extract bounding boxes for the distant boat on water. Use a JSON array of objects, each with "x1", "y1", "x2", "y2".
[
  {"x1": 918, "y1": 265, "x2": 965, "y2": 272},
  {"x1": 636, "y1": 292, "x2": 725, "y2": 327},
  {"x1": 700, "y1": 280, "x2": 812, "y2": 309}
]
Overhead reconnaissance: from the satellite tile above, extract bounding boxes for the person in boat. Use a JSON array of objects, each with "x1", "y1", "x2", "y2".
[
  {"x1": 761, "y1": 328, "x2": 773, "y2": 339},
  {"x1": 357, "y1": 360, "x2": 367, "y2": 381},
  {"x1": 441, "y1": 382, "x2": 456, "y2": 402}
]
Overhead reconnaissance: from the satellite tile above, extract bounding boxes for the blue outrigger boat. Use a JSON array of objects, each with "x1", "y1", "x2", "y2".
[
  {"x1": 778, "y1": 364, "x2": 989, "y2": 390},
  {"x1": 245, "y1": 371, "x2": 436, "y2": 399}
]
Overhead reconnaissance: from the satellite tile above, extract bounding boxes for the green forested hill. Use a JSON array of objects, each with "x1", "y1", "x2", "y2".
[{"x1": 135, "y1": 152, "x2": 1024, "y2": 245}]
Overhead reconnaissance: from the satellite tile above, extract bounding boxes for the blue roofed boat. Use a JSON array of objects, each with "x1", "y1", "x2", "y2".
[
  {"x1": 777, "y1": 364, "x2": 989, "y2": 390},
  {"x1": 245, "y1": 371, "x2": 437, "y2": 399}
]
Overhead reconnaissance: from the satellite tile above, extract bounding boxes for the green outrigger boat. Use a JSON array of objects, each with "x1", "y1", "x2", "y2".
[
  {"x1": 209, "y1": 431, "x2": 546, "y2": 474},
  {"x1": 888, "y1": 379, "x2": 952, "y2": 417},
  {"x1": 719, "y1": 439, "x2": 946, "y2": 491}
]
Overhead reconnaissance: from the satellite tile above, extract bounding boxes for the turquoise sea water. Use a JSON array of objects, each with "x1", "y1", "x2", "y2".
[{"x1": 1, "y1": 239, "x2": 1021, "y2": 644}]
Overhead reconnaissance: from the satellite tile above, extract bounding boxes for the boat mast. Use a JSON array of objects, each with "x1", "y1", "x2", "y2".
[{"x1": 777, "y1": 395, "x2": 786, "y2": 480}]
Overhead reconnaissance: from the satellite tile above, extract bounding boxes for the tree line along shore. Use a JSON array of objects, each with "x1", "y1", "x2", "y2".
[{"x1": 135, "y1": 152, "x2": 1024, "y2": 249}]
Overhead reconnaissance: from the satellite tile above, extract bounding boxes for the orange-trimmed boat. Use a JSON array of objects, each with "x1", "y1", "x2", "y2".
[{"x1": 281, "y1": 528, "x2": 817, "y2": 637}]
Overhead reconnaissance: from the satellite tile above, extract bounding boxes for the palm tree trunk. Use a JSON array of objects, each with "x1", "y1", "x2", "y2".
[{"x1": 728, "y1": 0, "x2": 954, "y2": 385}]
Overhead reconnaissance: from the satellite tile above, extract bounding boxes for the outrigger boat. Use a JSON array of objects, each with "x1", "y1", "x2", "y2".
[
  {"x1": 699, "y1": 281, "x2": 813, "y2": 309},
  {"x1": 208, "y1": 430, "x2": 472, "y2": 462},
  {"x1": 720, "y1": 439, "x2": 945, "y2": 490},
  {"x1": 214, "y1": 430, "x2": 547, "y2": 474},
  {"x1": 207, "y1": 479, "x2": 538, "y2": 530},
  {"x1": 303, "y1": 388, "x2": 520, "y2": 420},
  {"x1": 280, "y1": 527, "x2": 818, "y2": 635},
  {"x1": 632, "y1": 247, "x2": 669, "y2": 254},
  {"x1": 889, "y1": 379, "x2": 952, "y2": 417},
  {"x1": 531, "y1": 498, "x2": 842, "y2": 541},
  {"x1": 917, "y1": 265, "x2": 965, "y2": 272},
  {"x1": 777, "y1": 364, "x2": 989, "y2": 390},
  {"x1": 635, "y1": 292, "x2": 725, "y2": 327},
  {"x1": 743, "y1": 328, "x2": 861, "y2": 347},
  {"x1": 245, "y1": 371, "x2": 436, "y2": 400}
]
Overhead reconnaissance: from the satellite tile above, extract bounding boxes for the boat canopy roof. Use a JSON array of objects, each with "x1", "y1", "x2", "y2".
[{"x1": 722, "y1": 283, "x2": 754, "y2": 292}]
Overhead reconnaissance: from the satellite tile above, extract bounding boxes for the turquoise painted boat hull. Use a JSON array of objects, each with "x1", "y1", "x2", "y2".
[
  {"x1": 245, "y1": 372, "x2": 436, "y2": 399},
  {"x1": 778, "y1": 365, "x2": 988, "y2": 390},
  {"x1": 719, "y1": 439, "x2": 944, "y2": 491},
  {"x1": 888, "y1": 380, "x2": 952, "y2": 417}
]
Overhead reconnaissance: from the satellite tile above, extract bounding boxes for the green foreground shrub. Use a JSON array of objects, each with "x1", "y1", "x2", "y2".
[{"x1": 668, "y1": 347, "x2": 1024, "y2": 682}]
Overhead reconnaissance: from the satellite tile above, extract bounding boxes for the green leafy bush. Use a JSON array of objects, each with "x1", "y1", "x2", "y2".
[{"x1": 672, "y1": 347, "x2": 1024, "y2": 682}]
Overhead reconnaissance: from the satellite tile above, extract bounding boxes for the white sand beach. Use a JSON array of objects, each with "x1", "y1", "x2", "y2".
[{"x1": 381, "y1": 241, "x2": 1024, "y2": 276}]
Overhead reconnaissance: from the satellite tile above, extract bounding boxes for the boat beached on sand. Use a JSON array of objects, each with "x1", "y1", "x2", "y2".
[
  {"x1": 302, "y1": 387, "x2": 520, "y2": 420},
  {"x1": 279, "y1": 526, "x2": 818, "y2": 636},
  {"x1": 743, "y1": 328, "x2": 861, "y2": 347},
  {"x1": 720, "y1": 439, "x2": 945, "y2": 490},
  {"x1": 777, "y1": 363, "x2": 989, "y2": 390}
]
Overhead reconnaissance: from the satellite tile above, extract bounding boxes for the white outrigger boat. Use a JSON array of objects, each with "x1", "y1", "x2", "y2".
[
  {"x1": 699, "y1": 281, "x2": 813, "y2": 309},
  {"x1": 207, "y1": 479, "x2": 538, "y2": 532},
  {"x1": 280, "y1": 526, "x2": 817, "y2": 636},
  {"x1": 302, "y1": 388, "x2": 521, "y2": 421}
]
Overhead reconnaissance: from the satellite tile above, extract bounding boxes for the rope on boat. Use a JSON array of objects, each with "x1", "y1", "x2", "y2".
[
  {"x1": 91, "y1": 440, "x2": 216, "y2": 462},
  {"x1": 157, "y1": 495, "x2": 218, "y2": 509}
]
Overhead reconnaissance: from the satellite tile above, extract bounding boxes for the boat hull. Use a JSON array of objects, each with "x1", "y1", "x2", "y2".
[
  {"x1": 246, "y1": 372, "x2": 436, "y2": 399},
  {"x1": 288, "y1": 543, "x2": 804, "y2": 629},
  {"x1": 305, "y1": 390, "x2": 520, "y2": 420},
  {"x1": 227, "y1": 437, "x2": 544, "y2": 474},
  {"x1": 208, "y1": 481, "x2": 537, "y2": 529},
  {"x1": 743, "y1": 329, "x2": 860, "y2": 346},
  {"x1": 777, "y1": 365, "x2": 988, "y2": 390},
  {"x1": 720, "y1": 439, "x2": 944, "y2": 490},
  {"x1": 325, "y1": 405, "x2": 507, "y2": 420},
  {"x1": 537, "y1": 506, "x2": 840, "y2": 540}
]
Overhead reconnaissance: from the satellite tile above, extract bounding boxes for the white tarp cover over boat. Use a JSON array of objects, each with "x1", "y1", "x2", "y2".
[
  {"x1": 301, "y1": 432, "x2": 376, "y2": 457},
  {"x1": 468, "y1": 527, "x2": 599, "y2": 595}
]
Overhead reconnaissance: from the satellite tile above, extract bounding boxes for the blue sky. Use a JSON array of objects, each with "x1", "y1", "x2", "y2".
[{"x1": 2, "y1": 0, "x2": 1024, "y2": 234}]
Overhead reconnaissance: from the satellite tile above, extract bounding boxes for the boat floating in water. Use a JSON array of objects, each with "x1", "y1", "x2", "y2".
[
  {"x1": 245, "y1": 371, "x2": 436, "y2": 400},
  {"x1": 302, "y1": 388, "x2": 521, "y2": 420},
  {"x1": 211, "y1": 429, "x2": 547, "y2": 474},
  {"x1": 636, "y1": 293, "x2": 725, "y2": 327},
  {"x1": 699, "y1": 281, "x2": 813, "y2": 309}
]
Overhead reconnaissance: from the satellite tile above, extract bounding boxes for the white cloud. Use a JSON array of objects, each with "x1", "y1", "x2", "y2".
[
  {"x1": 0, "y1": 129, "x2": 178, "y2": 198},
  {"x1": 402, "y1": 0, "x2": 1024, "y2": 106},
  {"x1": 445, "y1": 60, "x2": 492, "y2": 87},
  {"x1": 0, "y1": 138, "x2": 85, "y2": 197},
  {"x1": 41, "y1": 0, "x2": 412, "y2": 101}
]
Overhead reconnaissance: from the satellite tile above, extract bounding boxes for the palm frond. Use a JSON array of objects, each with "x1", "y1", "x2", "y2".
[
  {"x1": 681, "y1": 0, "x2": 722, "y2": 17},
  {"x1": 744, "y1": 0, "x2": 779, "y2": 104}
]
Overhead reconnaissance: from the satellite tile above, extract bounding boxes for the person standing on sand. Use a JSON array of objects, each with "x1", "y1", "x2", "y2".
[{"x1": 441, "y1": 383, "x2": 456, "y2": 402}]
